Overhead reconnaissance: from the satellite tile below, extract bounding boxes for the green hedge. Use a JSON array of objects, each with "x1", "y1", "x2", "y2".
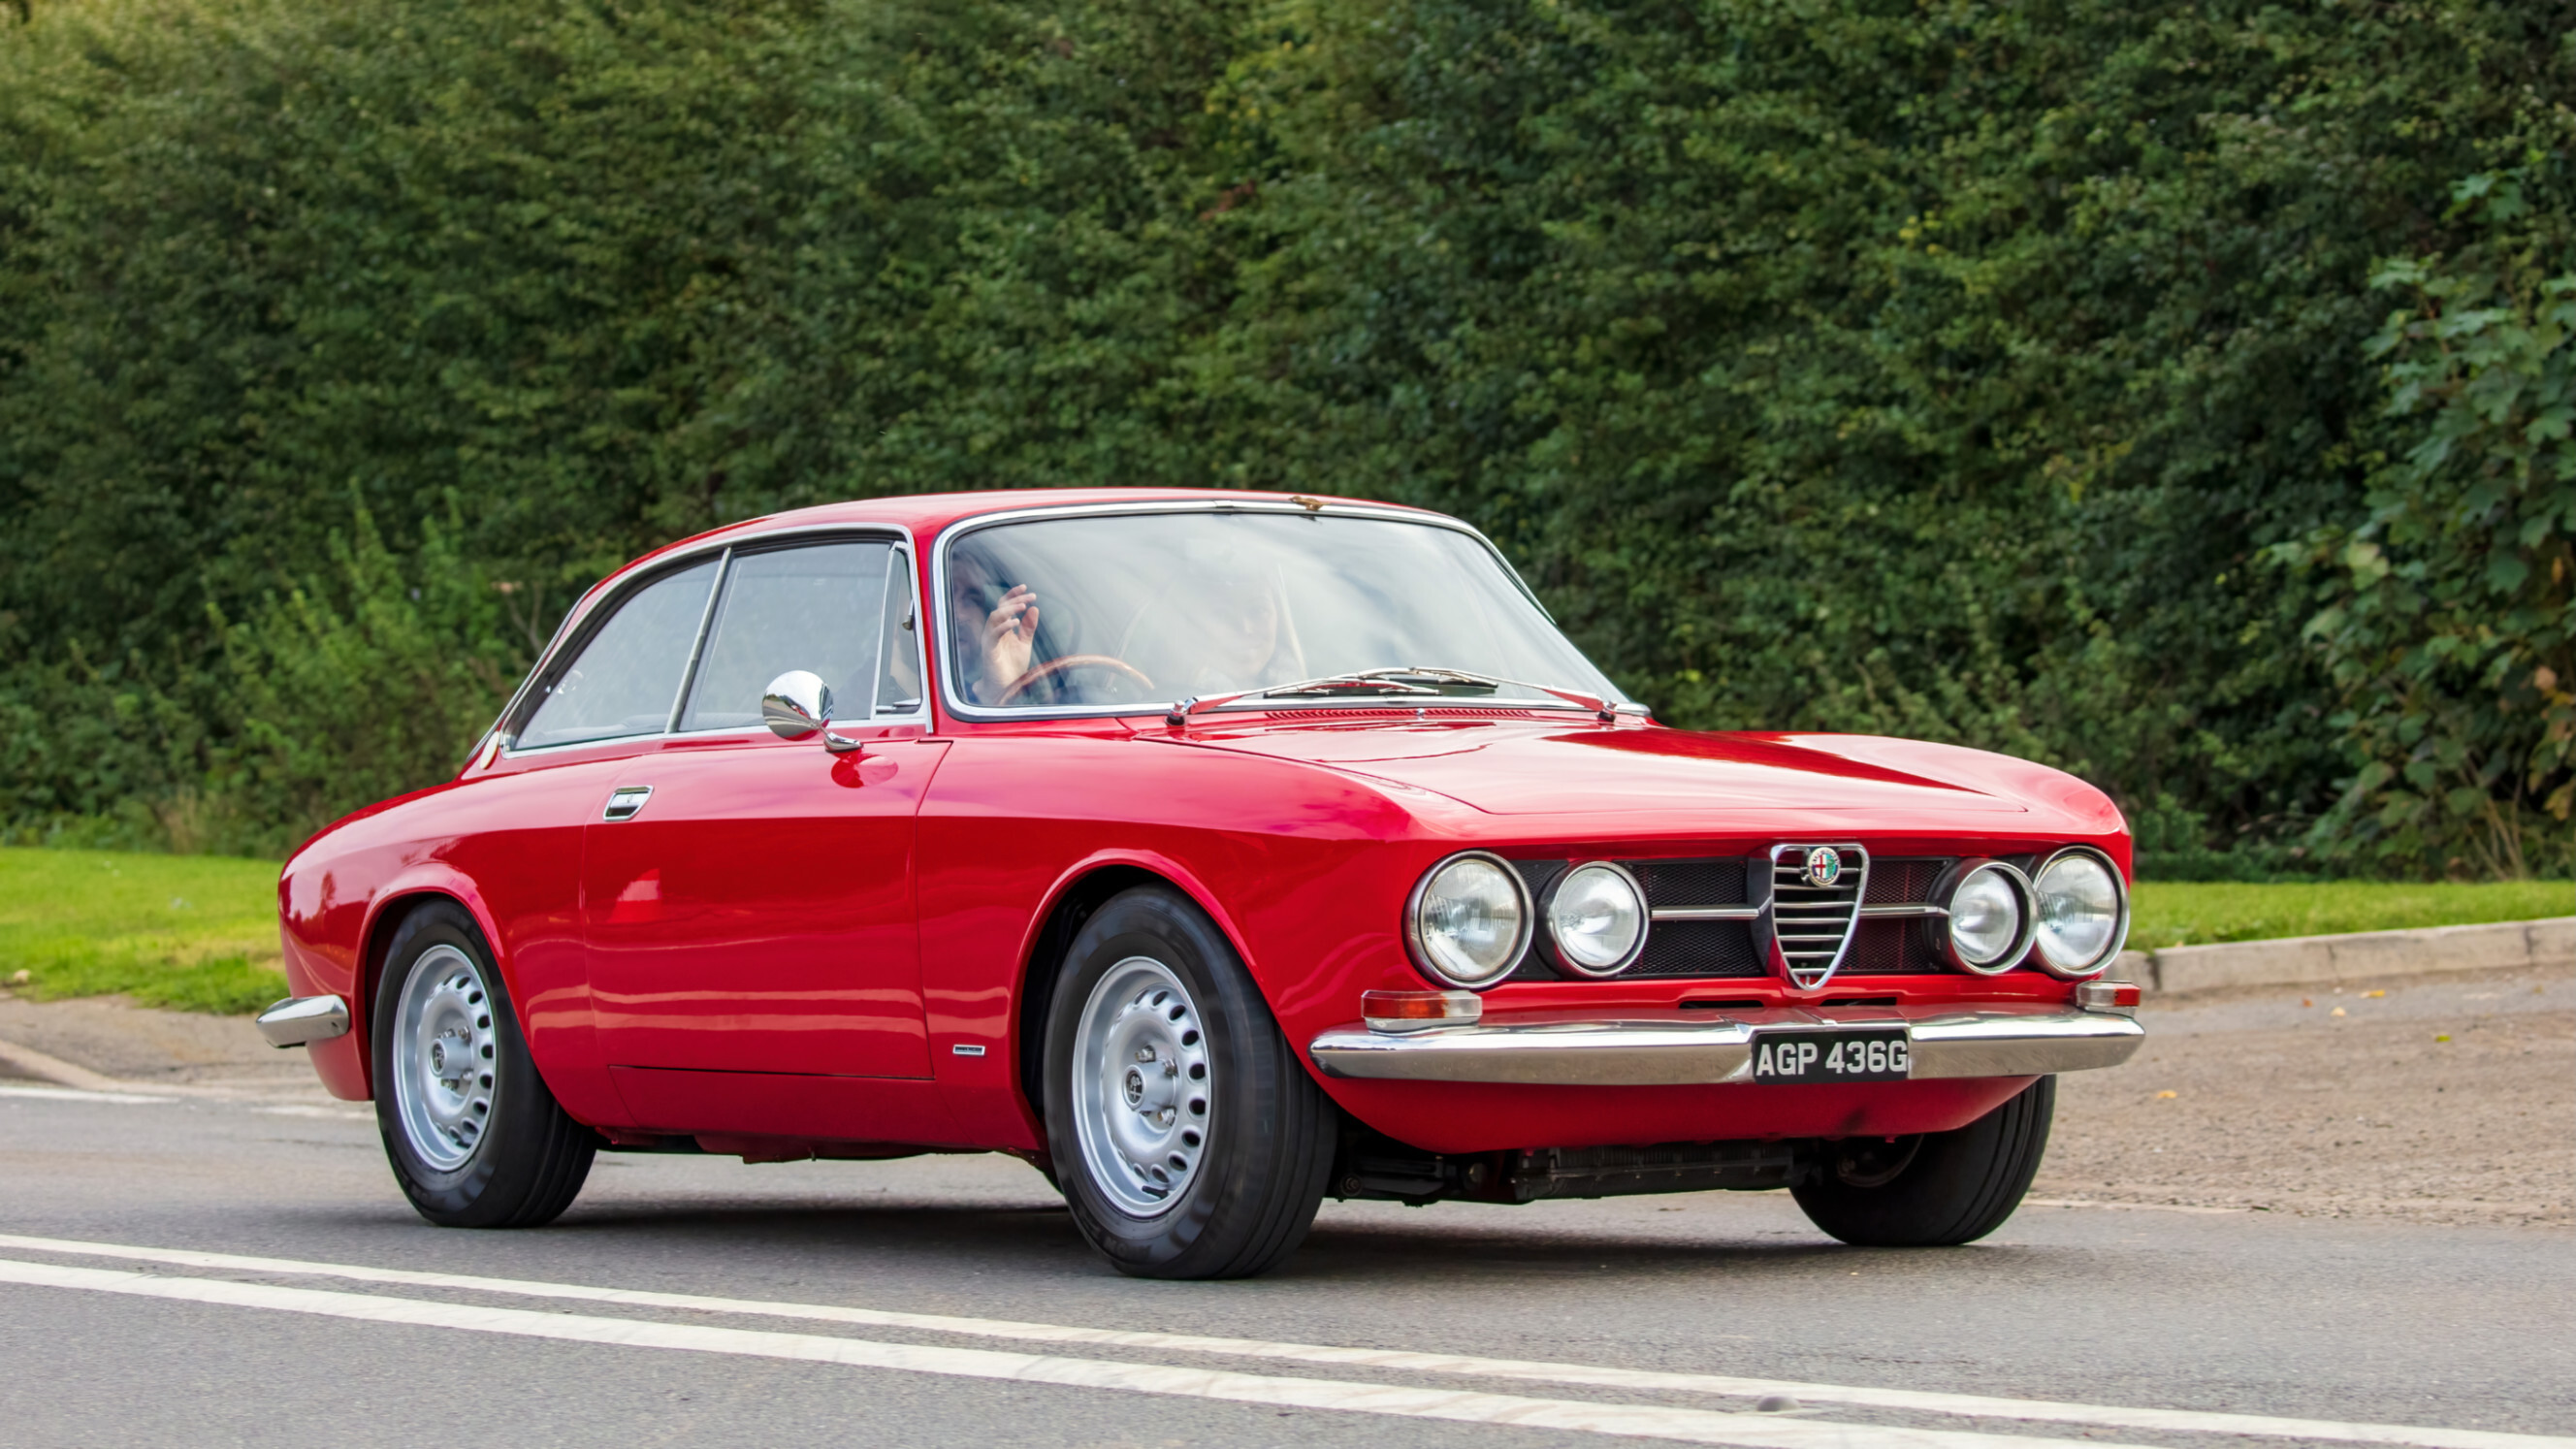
[{"x1": 1, "y1": 0, "x2": 2568, "y2": 874}]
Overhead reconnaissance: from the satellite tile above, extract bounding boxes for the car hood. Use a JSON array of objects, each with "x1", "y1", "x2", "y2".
[{"x1": 1169, "y1": 717, "x2": 2037, "y2": 817}]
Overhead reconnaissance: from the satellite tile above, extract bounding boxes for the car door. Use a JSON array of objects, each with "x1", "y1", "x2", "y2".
[
  {"x1": 582, "y1": 536, "x2": 947, "y2": 1088},
  {"x1": 457, "y1": 554, "x2": 726, "y2": 1123}
]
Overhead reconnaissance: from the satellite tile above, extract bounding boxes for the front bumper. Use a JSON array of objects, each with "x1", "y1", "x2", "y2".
[
  {"x1": 1308, "y1": 1003, "x2": 2141, "y2": 1085},
  {"x1": 255, "y1": 994, "x2": 351, "y2": 1048}
]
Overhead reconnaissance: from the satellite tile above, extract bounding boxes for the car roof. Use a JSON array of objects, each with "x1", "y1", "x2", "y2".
[
  {"x1": 648, "y1": 488, "x2": 1433, "y2": 562},
  {"x1": 557, "y1": 488, "x2": 1443, "y2": 644}
]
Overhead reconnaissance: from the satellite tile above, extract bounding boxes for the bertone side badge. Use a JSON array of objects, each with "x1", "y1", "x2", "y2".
[{"x1": 1802, "y1": 846, "x2": 1844, "y2": 889}]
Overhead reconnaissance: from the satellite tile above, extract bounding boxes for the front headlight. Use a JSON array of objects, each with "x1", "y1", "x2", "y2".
[
  {"x1": 1544, "y1": 862, "x2": 1647, "y2": 977},
  {"x1": 1406, "y1": 852, "x2": 1530, "y2": 988},
  {"x1": 2033, "y1": 849, "x2": 2126, "y2": 977},
  {"x1": 1943, "y1": 860, "x2": 2033, "y2": 974}
]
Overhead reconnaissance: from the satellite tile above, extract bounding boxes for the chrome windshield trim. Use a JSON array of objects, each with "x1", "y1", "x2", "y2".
[
  {"x1": 1307, "y1": 1004, "x2": 2142, "y2": 1086},
  {"x1": 927, "y1": 499, "x2": 1621, "y2": 725}
]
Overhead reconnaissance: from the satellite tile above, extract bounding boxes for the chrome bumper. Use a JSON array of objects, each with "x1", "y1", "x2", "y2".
[
  {"x1": 1308, "y1": 1004, "x2": 2141, "y2": 1086},
  {"x1": 255, "y1": 994, "x2": 350, "y2": 1048}
]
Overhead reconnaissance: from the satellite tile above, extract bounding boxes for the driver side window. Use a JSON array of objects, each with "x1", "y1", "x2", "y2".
[{"x1": 679, "y1": 540, "x2": 896, "y2": 731}]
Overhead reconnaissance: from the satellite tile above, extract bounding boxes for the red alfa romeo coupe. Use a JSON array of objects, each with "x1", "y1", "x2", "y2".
[{"x1": 261, "y1": 490, "x2": 2142, "y2": 1278}]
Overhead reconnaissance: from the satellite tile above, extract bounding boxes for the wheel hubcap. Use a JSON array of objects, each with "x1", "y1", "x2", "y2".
[
  {"x1": 1072, "y1": 957, "x2": 1210, "y2": 1217},
  {"x1": 392, "y1": 944, "x2": 498, "y2": 1173}
]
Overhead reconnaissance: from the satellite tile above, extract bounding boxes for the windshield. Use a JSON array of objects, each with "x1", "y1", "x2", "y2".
[{"x1": 940, "y1": 509, "x2": 1622, "y2": 712}]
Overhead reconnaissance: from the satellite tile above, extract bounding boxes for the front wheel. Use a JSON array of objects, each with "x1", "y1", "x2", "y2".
[
  {"x1": 1043, "y1": 886, "x2": 1336, "y2": 1279},
  {"x1": 371, "y1": 900, "x2": 596, "y2": 1228},
  {"x1": 1791, "y1": 1076, "x2": 2055, "y2": 1246}
]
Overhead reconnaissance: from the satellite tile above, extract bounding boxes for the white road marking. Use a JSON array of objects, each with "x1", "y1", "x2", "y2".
[
  {"x1": 0, "y1": 1255, "x2": 2133, "y2": 1449},
  {"x1": 2021, "y1": 1199, "x2": 2249, "y2": 1215},
  {"x1": 0, "y1": 1233, "x2": 2563, "y2": 1449},
  {"x1": 0, "y1": 1085, "x2": 174, "y2": 1106},
  {"x1": 251, "y1": 1105, "x2": 373, "y2": 1121}
]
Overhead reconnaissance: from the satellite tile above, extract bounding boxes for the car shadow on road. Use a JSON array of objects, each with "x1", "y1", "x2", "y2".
[{"x1": 307, "y1": 1190, "x2": 2035, "y2": 1290}]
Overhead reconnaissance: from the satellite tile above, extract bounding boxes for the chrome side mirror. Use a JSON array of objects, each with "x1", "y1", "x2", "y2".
[{"x1": 761, "y1": 671, "x2": 860, "y2": 753}]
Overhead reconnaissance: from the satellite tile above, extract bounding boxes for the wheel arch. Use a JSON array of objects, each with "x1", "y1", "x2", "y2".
[
  {"x1": 351, "y1": 882, "x2": 510, "y2": 1098},
  {"x1": 1011, "y1": 856, "x2": 1263, "y2": 1143}
]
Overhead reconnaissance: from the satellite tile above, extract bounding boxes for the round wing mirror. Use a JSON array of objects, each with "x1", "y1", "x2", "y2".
[{"x1": 760, "y1": 670, "x2": 834, "y2": 741}]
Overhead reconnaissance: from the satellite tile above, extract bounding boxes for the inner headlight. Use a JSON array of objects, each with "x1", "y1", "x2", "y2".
[
  {"x1": 2033, "y1": 850, "x2": 2126, "y2": 977},
  {"x1": 1945, "y1": 861, "x2": 2032, "y2": 973},
  {"x1": 1545, "y1": 863, "x2": 1647, "y2": 977},
  {"x1": 1406, "y1": 853, "x2": 1530, "y2": 988}
]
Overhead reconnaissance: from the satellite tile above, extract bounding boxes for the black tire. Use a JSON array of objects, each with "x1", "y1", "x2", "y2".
[
  {"x1": 1790, "y1": 1076, "x2": 2055, "y2": 1246},
  {"x1": 371, "y1": 900, "x2": 596, "y2": 1228},
  {"x1": 1042, "y1": 886, "x2": 1336, "y2": 1279}
]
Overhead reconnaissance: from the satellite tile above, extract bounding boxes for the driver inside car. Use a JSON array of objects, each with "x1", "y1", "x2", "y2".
[{"x1": 951, "y1": 545, "x2": 1306, "y2": 706}]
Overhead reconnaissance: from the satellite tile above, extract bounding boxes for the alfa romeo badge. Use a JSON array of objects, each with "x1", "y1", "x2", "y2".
[{"x1": 1802, "y1": 846, "x2": 1843, "y2": 889}]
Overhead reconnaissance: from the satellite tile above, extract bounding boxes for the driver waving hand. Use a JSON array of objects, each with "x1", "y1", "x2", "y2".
[{"x1": 950, "y1": 547, "x2": 1043, "y2": 707}]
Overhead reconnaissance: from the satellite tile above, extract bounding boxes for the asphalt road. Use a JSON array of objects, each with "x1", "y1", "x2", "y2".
[{"x1": 0, "y1": 1083, "x2": 2569, "y2": 1449}]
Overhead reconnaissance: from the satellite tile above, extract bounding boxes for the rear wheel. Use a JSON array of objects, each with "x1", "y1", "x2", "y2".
[
  {"x1": 1791, "y1": 1076, "x2": 2054, "y2": 1246},
  {"x1": 372, "y1": 900, "x2": 596, "y2": 1228},
  {"x1": 1043, "y1": 886, "x2": 1335, "y2": 1279}
]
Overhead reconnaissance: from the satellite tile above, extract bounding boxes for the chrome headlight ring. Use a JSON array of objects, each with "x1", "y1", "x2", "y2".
[
  {"x1": 1927, "y1": 858, "x2": 2038, "y2": 976},
  {"x1": 1538, "y1": 860, "x2": 1650, "y2": 979},
  {"x1": 1403, "y1": 851, "x2": 1534, "y2": 990},
  {"x1": 2030, "y1": 846, "x2": 2130, "y2": 979}
]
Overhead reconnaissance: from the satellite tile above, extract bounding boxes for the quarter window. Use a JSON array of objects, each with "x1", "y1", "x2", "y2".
[
  {"x1": 518, "y1": 559, "x2": 720, "y2": 749},
  {"x1": 680, "y1": 541, "x2": 895, "y2": 731}
]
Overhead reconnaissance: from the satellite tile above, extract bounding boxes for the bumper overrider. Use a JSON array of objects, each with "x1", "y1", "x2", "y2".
[
  {"x1": 1308, "y1": 1001, "x2": 2141, "y2": 1086},
  {"x1": 255, "y1": 994, "x2": 351, "y2": 1048}
]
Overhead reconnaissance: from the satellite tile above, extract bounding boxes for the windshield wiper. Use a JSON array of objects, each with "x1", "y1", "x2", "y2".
[{"x1": 1168, "y1": 666, "x2": 1626, "y2": 725}]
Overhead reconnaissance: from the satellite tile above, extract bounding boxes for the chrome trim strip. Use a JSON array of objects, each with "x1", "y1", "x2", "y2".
[
  {"x1": 664, "y1": 546, "x2": 734, "y2": 733},
  {"x1": 255, "y1": 994, "x2": 351, "y2": 1049},
  {"x1": 1648, "y1": 906, "x2": 1760, "y2": 922},
  {"x1": 928, "y1": 499, "x2": 1624, "y2": 724},
  {"x1": 1859, "y1": 903, "x2": 1949, "y2": 919},
  {"x1": 1307, "y1": 1005, "x2": 2142, "y2": 1086}
]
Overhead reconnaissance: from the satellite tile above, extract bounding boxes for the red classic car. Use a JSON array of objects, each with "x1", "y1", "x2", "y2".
[{"x1": 260, "y1": 489, "x2": 2142, "y2": 1278}]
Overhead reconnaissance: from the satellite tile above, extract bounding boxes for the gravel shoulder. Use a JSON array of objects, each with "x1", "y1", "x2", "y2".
[
  {"x1": 5, "y1": 967, "x2": 2568, "y2": 1227},
  {"x1": 0, "y1": 991, "x2": 325, "y2": 1099},
  {"x1": 2039, "y1": 962, "x2": 2573, "y2": 1227}
]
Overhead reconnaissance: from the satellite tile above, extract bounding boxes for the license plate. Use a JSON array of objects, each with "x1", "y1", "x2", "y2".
[{"x1": 1752, "y1": 1028, "x2": 1910, "y2": 1083}]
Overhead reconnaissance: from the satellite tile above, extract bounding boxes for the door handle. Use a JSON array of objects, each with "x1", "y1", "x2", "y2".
[{"x1": 602, "y1": 786, "x2": 654, "y2": 821}]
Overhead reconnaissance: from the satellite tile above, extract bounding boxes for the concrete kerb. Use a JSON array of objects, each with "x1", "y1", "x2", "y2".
[
  {"x1": 0, "y1": 1034, "x2": 143, "y2": 1094},
  {"x1": 2109, "y1": 916, "x2": 2576, "y2": 995}
]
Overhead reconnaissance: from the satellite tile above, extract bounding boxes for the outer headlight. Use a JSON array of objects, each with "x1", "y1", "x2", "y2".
[
  {"x1": 1941, "y1": 860, "x2": 2034, "y2": 974},
  {"x1": 1544, "y1": 862, "x2": 1648, "y2": 977},
  {"x1": 2033, "y1": 848, "x2": 2127, "y2": 977},
  {"x1": 1405, "y1": 852, "x2": 1531, "y2": 988}
]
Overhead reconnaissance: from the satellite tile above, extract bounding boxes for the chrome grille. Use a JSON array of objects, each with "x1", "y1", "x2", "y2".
[{"x1": 1767, "y1": 843, "x2": 1868, "y2": 990}]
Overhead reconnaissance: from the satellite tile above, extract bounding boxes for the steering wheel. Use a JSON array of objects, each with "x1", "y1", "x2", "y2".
[{"x1": 993, "y1": 654, "x2": 1157, "y2": 708}]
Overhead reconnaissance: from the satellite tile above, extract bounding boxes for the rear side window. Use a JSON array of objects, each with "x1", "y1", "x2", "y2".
[
  {"x1": 518, "y1": 559, "x2": 720, "y2": 749},
  {"x1": 679, "y1": 541, "x2": 893, "y2": 731}
]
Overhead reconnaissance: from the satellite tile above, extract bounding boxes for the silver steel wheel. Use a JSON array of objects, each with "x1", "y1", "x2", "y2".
[
  {"x1": 1072, "y1": 956, "x2": 1212, "y2": 1217},
  {"x1": 391, "y1": 944, "x2": 499, "y2": 1173}
]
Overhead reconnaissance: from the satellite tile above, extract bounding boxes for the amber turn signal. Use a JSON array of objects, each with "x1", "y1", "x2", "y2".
[
  {"x1": 2075, "y1": 980, "x2": 2141, "y2": 1014},
  {"x1": 1362, "y1": 989, "x2": 1484, "y2": 1034}
]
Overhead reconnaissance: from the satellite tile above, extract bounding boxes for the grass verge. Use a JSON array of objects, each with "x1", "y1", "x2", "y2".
[
  {"x1": 2128, "y1": 879, "x2": 2572, "y2": 950},
  {"x1": 0, "y1": 847, "x2": 284, "y2": 1014}
]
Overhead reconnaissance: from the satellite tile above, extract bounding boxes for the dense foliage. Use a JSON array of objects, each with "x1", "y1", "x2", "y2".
[{"x1": 1, "y1": 0, "x2": 2567, "y2": 874}]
